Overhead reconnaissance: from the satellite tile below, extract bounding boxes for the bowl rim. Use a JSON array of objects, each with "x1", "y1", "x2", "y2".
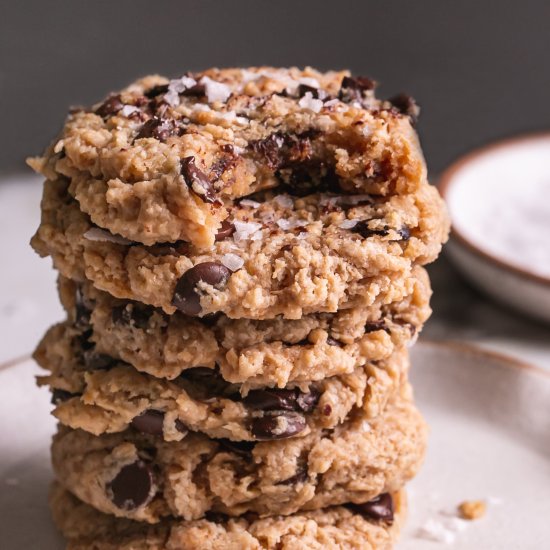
[{"x1": 439, "y1": 131, "x2": 550, "y2": 288}]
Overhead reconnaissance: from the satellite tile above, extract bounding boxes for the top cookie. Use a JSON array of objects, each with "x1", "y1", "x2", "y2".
[{"x1": 28, "y1": 67, "x2": 427, "y2": 248}]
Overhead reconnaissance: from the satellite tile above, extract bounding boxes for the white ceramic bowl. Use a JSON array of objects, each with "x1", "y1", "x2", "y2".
[{"x1": 439, "y1": 132, "x2": 550, "y2": 323}]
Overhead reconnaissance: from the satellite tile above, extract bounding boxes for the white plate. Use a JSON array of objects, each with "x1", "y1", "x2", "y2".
[{"x1": 0, "y1": 341, "x2": 549, "y2": 549}]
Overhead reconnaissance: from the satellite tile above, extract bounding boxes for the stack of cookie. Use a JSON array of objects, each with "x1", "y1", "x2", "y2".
[{"x1": 30, "y1": 67, "x2": 449, "y2": 549}]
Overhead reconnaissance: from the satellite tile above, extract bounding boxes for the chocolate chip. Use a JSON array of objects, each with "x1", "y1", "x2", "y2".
[
  {"x1": 180, "y1": 156, "x2": 217, "y2": 203},
  {"x1": 83, "y1": 351, "x2": 118, "y2": 371},
  {"x1": 243, "y1": 387, "x2": 319, "y2": 413},
  {"x1": 250, "y1": 133, "x2": 285, "y2": 170},
  {"x1": 364, "y1": 320, "x2": 387, "y2": 333},
  {"x1": 144, "y1": 84, "x2": 169, "y2": 99},
  {"x1": 250, "y1": 412, "x2": 306, "y2": 440},
  {"x1": 147, "y1": 240, "x2": 190, "y2": 257},
  {"x1": 107, "y1": 461, "x2": 156, "y2": 511},
  {"x1": 112, "y1": 303, "x2": 153, "y2": 329},
  {"x1": 348, "y1": 493, "x2": 394, "y2": 523},
  {"x1": 130, "y1": 410, "x2": 165, "y2": 435},
  {"x1": 51, "y1": 389, "x2": 78, "y2": 405},
  {"x1": 136, "y1": 117, "x2": 181, "y2": 141},
  {"x1": 218, "y1": 439, "x2": 256, "y2": 456},
  {"x1": 278, "y1": 466, "x2": 308, "y2": 485},
  {"x1": 180, "y1": 366, "x2": 240, "y2": 400},
  {"x1": 297, "y1": 84, "x2": 321, "y2": 98},
  {"x1": 339, "y1": 76, "x2": 376, "y2": 103},
  {"x1": 352, "y1": 221, "x2": 390, "y2": 239},
  {"x1": 171, "y1": 262, "x2": 231, "y2": 316},
  {"x1": 181, "y1": 83, "x2": 206, "y2": 97},
  {"x1": 388, "y1": 93, "x2": 420, "y2": 125},
  {"x1": 95, "y1": 95, "x2": 124, "y2": 118},
  {"x1": 322, "y1": 404, "x2": 332, "y2": 416},
  {"x1": 215, "y1": 220, "x2": 235, "y2": 241},
  {"x1": 397, "y1": 226, "x2": 411, "y2": 241}
]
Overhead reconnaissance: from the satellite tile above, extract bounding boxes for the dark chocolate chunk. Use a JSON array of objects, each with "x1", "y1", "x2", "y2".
[
  {"x1": 250, "y1": 133, "x2": 285, "y2": 170},
  {"x1": 147, "y1": 240, "x2": 190, "y2": 257},
  {"x1": 181, "y1": 83, "x2": 206, "y2": 97},
  {"x1": 348, "y1": 493, "x2": 394, "y2": 523},
  {"x1": 130, "y1": 410, "x2": 165, "y2": 435},
  {"x1": 364, "y1": 320, "x2": 387, "y2": 333},
  {"x1": 136, "y1": 117, "x2": 181, "y2": 141},
  {"x1": 278, "y1": 466, "x2": 308, "y2": 485},
  {"x1": 243, "y1": 387, "x2": 319, "y2": 413},
  {"x1": 352, "y1": 220, "x2": 390, "y2": 239},
  {"x1": 180, "y1": 366, "x2": 240, "y2": 401},
  {"x1": 51, "y1": 389, "x2": 78, "y2": 405},
  {"x1": 297, "y1": 84, "x2": 321, "y2": 99},
  {"x1": 171, "y1": 262, "x2": 231, "y2": 316},
  {"x1": 339, "y1": 76, "x2": 376, "y2": 103},
  {"x1": 111, "y1": 303, "x2": 153, "y2": 329},
  {"x1": 144, "y1": 84, "x2": 169, "y2": 99},
  {"x1": 95, "y1": 95, "x2": 124, "y2": 118},
  {"x1": 250, "y1": 412, "x2": 306, "y2": 440},
  {"x1": 388, "y1": 93, "x2": 420, "y2": 125},
  {"x1": 215, "y1": 220, "x2": 235, "y2": 241},
  {"x1": 180, "y1": 156, "x2": 217, "y2": 203},
  {"x1": 107, "y1": 461, "x2": 156, "y2": 511},
  {"x1": 218, "y1": 439, "x2": 256, "y2": 456}
]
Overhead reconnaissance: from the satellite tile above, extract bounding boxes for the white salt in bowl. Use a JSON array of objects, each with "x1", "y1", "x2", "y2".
[{"x1": 439, "y1": 132, "x2": 550, "y2": 323}]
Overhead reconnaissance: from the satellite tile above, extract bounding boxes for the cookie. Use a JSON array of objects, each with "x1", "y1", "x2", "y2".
[
  {"x1": 29, "y1": 66, "x2": 429, "y2": 248},
  {"x1": 54, "y1": 267, "x2": 430, "y2": 386},
  {"x1": 31, "y1": 177, "x2": 447, "y2": 318},
  {"x1": 51, "y1": 482, "x2": 406, "y2": 550},
  {"x1": 51, "y1": 390, "x2": 426, "y2": 521},
  {"x1": 35, "y1": 320, "x2": 409, "y2": 441}
]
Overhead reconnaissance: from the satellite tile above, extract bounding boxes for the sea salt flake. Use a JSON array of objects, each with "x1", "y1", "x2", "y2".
[
  {"x1": 233, "y1": 221, "x2": 263, "y2": 242},
  {"x1": 83, "y1": 228, "x2": 133, "y2": 245},
  {"x1": 324, "y1": 99, "x2": 340, "y2": 107},
  {"x1": 120, "y1": 105, "x2": 140, "y2": 117},
  {"x1": 274, "y1": 194, "x2": 294, "y2": 209},
  {"x1": 239, "y1": 199, "x2": 261, "y2": 208},
  {"x1": 165, "y1": 76, "x2": 197, "y2": 107},
  {"x1": 299, "y1": 92, "x2": 323, "y2": 113},
  {"x1": 200, "y1": 76, "x2": 232, "y2": 103},
  {"x1": 221, "y1": 253, "x2": 244, "y2": 271},
  {"x1": 416, "y1": 519, "x2": 456, "y2": 544},
  {"x1": 298, "y1": 77, "x2": 320, "y2": 88},
  {"x1": 339, "y1": 219, "x2": 358, "y2": 229}
]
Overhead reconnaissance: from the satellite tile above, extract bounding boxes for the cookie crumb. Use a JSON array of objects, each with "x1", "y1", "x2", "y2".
[{"x1": 458, "y1": 499, "x2": 486, "y2": 520}]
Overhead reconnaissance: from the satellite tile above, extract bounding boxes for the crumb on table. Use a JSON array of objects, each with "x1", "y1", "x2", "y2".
[{"x1": 458, "y1": 499, "x2": 486, "y2": 520}]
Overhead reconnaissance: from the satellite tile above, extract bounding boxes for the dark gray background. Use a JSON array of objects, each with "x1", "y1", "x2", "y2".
[{"x1": 2, "y1": 0, "x2": 550, "y2": 175}]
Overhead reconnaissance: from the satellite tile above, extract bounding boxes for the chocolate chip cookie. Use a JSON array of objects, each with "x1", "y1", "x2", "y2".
[
  {"x1": 31, "y1": 177, "x2": 446, "y2": 318},
  {"x1": 50, "y1": 482, "x2": 406, "y2": 550},
  {"x1": 29, "y1": 67, "x2": 430, "y2": 249},
  {"x1": 50, "y1": 389, "x2": 426, "y2": 522},
  {"x1": 54, "y1": 267, "x2": 430, "y2": 386},
  {"x1": 36, "y1": 321, "x2": 409, "y2": 441}
]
